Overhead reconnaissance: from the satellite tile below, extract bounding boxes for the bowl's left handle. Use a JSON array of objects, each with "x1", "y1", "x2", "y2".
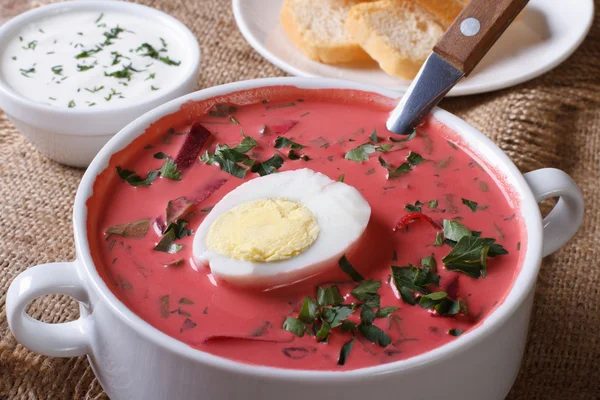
[{"x1": 6, "y1": 261, "x2": 92, "y2": 357}]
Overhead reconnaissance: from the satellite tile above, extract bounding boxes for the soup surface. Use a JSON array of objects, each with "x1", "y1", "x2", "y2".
[{"x1": 88, "y1": 87, "x2": 524, "y2": 371}]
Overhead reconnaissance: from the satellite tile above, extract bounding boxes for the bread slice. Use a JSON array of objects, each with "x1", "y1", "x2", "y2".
[
  {"x1": 280, "y1": 0, "x2": 374, "y2": 64},
  {"x1": 415, "y1": 0, "x2": 465, "y2": 28},
  {"x1": 345, "y1": 0, "x2": 444, "y2": 79}
]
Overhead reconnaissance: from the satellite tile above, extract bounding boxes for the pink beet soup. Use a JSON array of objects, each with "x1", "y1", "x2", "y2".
[{"x1": 87, "y1": 86, "x2": 525, "y2": 371}]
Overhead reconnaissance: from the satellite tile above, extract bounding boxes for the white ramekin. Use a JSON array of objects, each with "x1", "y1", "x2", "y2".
[
  {"x1": 0, "y1": 0, "x2": 200, "y2": 167},
  {"x1": 6, "y1": 78, "x2": 584, "y2": 400}
]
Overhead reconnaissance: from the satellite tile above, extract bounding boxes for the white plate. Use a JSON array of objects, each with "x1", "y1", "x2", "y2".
[{"x1": 233, "y1": 0, "x2": 594, "y2": 96}]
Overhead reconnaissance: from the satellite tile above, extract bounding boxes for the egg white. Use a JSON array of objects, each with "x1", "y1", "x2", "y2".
[{"x1": 192, "y1": 168, "x2": 371, "y2": 288}]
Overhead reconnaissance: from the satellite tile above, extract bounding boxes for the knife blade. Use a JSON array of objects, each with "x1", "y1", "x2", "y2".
[{"x1": 387, "y1": 0, "x2": 530, "y2": 135}]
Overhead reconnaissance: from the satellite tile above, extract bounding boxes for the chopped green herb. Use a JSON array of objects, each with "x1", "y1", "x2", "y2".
[
  {"x1": 116, "y1": 167, "x2": 159, "y2": 187},
  {"x1": 159, "y1": 158, "x2": 181, "y2": 181},
  {"x1": 105, "y1": 219, "x2": 150, "y2": 238},
  {"x1": 479, "y1": 181, "x2": 489, "y2": 192},
  {"x1": 103, "y1": 26, "x2": 125, "y2": 45},
  {"x1": 77, "y1": 64, "x2": 94, "y2": 71},
  {"x1": 449, "y1": 329, "x2": 465, "y2": 336},
  {"x1": 154, "y1": 228, "x2": 184, "y2": 254},
  {"x1": 378, "y1": 156, "x2": 412, "y2": 179},
  {"x1": 391, "y1": 261, "x2": 440, "y2": 305},
  {"x1": 164, "y1": 259, "x2": 184, "y2": 267},
  {"x1": 462, "y1": 198, "x2": 478, "y2": 212},
  {"x1": 317, "y1": 286, "x2": 343, "y2": 306},
  {"x1": 345, "y1": 143, "x2": 376, "y2": 162},
  {"x1": 274, "y1": 136, "x2": 305, "y2": 150},
  {"x1": 369, "y1": 128, "x2": 378, "y2": 143},
  {"x1": 358, "y1": 323, "x2": 391, "y2": 347},
  {"x1": 337, "y1": 338, "x2": 354, "y2": 365},
  {"x1": 85, "y1": 85, "x2": 104, "y2": 93},
  {"x1": 405, "y1": 200, "x2": 424, "y2": 213},
  {"x1": 151, "y1": 85, "x2": 160, "y2": 91},
  {"x1": 443, "y1": 219, "x2": 472, "y2": 242},
  {"x1": 145, "y1": 72, "x2": 156, "y2": 81},
  {"x1": 153, "y1": 152, "x2": 169, "y2": 159},
  {"x1": 338, "y1": 255, "x2": 364, "y2": 282},
  {"x1": 375, "y1": 306, "x2": 399, "y2": 318},
  {"x1": 428, "y1": 200, "x2": 438, "y2": 208},
  {"x1": 51, "y1": 65, "x2": 63, "y2": 75},
  {"x1": 436, "y1": 156, "x2": 453, "y2": 169},
  {"x1": 433, "y1": 232, "x2": 444, "y2": 246},
  {"x1": 338, "y1": 174, "x2": 345, "y2": 182},
  {"x1": 48, "y1": 97, "x2": 56, "y2": 101},
  {"x1": 418, "y1": 292, "x2": 460, "y2": 316},
  {"x1": 23, "y1": 40, "x2": 37, "y2": 50},
  {"x1": 298, "y1": 297, "x2": 319, "y2": 324},
  {"x1": 250, "y1": 154, "x2": 284, "y2": 176},
  {"x1": 287, "y1": 149, "x2": 310, "y2": 161},
  {"x1": 351, "y1": 280, "x2": 381, "y2": 308},
  {"x1": 159, "y1": 56, "x2": 181, "y2": 66},
  {"x1": 68, "y1": 100, "x2": 75, "y2": 108},
  {"x1": 20, "y1": 66, "x2": 35, "y2": 77},
  {"x1": 443, "y1": 236, "x2": 496, "y2": 279},
  {"x1": 95, "y1": 12, "x2": 104, "y2": 23},
  {"x1": 75, "y1": 46, "x2": 102, "y2": 59},
  {"x1": 406, "y1": 151, "x2": 426, "y2": 166},
  {"x1": 266, "y1": 102, "x2": 295, "y2": 109},
  {"x1": 283, "y1": 317, "x2": 308, "y2": 337}
]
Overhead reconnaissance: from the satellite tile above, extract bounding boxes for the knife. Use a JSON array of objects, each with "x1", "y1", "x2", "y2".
[{"x1": 386, "y1": 0, "x2": 530, "y2": 135}]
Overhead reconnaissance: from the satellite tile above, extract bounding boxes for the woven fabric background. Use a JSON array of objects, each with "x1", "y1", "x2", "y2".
[{"x1": 0, "y1": 0, "x2": 598, "y2": 399}]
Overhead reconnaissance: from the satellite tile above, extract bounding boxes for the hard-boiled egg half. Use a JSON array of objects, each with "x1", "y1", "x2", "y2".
[{"x1": 192, "y1": 168, "x2": 371, "y2": 288}]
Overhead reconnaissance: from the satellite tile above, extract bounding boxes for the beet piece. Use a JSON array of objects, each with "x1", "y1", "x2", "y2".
[
  {"x1": 268, "y1": 119, "x2": 298, "y2": 135},
  {"x1": 174, "y1": 122, "x2": 211, "y2": 170}
]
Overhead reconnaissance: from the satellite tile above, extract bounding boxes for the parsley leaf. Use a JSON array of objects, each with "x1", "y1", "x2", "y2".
[
  {"x1": 283, "y1": 317, "x2": 308, "y2": 337},
  {"x1": 433, "y1": 232, "x2": 444, "y2": 246},
  {"x1": 338, "y1": 338, "x2": 354, "y2": 365},
  {"x1": 358, "y1": 323, "x2": 391, "y2": 347},
  {"x1": 369, "y1": 128, "x2": 378, "y2": 143},
  {"x1": 274, "y1": 136, "x2": 305, "y2": 150},
  {"x1": 338, "y1": 255, "x2": 364, "y2": 282},
  {"x1": 378, "y1": 156, "x2": 411, "y2": 179},
  {"x1": 428, "y1": 200, "x2": 438, "y2": 208},
  {"x1": 316, "y1": 321, "x2": 331, "y2": 340},
  {"x1": 233, "y1": 136, "x2": 257, "y2": 153},
  {"x1": 443, "y1": 220, "x2": 472, "y2": 242},
  {"x1": 405, "y1": 200, "x2": 423, "y2": 213},
  {"x1": 360, "y1": 304, "x2": 377, "y2": 324},
  {"x1": 317, "y1": 286, "x2": 343, "y2": 306},
  {"x1": 442, "y1": 236, "x2": 495, "y2": 279},
  {"x1": 154, "y1": 229, "x2": 184, "y2": 253},
  {"x1": 298, "y1": 297, "x2": 318, "y2": 323},
  {"x1": 158, "y1": 158, "x2": 181, "y2": 181},
  {"x1": 406, "y1": 151, "x2": 426, "y2": 166},
  {"x1": 212, "y1": 155, "x2": 248, "y2": 179},
  {"x1": 345, "y1": 143, "x2": 376, "y2": 163},
  {"x1": 153, "y1": 152, "x2": 169, "y2": 159},
  {"x1": 250, "y1": 154, "x2": 284, "y2": 176},
  {"x1": 376, "y1": 306, "x2": 399, "y2": 318},
  {"x1": 351, "y1": 280, "x2": 382, "y2": 308},
  {"x1": 418, "y1": 292, "x2": 460, "y2": 316},
  {"x1": 462, "y1": 198, "x2": 478, "y2": 212},
  {"x1": 321, "y1": 305, "x2": 354, "y2": 328},
  {"x1": 449, "y1": 329, "x2": 465, "y2": 336},
  {"x1": 116, "y1": 167, "x2": 159, "y2": 186},
  {"x1": 391, "y1": 262, "x2": 440, "y2": 305}
]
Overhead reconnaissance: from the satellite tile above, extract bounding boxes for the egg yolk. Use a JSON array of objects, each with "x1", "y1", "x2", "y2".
[{"x1": 205, "y1": 198, "x2": 320, "y2": 262}]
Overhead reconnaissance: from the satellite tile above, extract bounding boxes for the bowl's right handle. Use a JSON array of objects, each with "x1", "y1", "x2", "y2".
[
  {"x1": 6, "y1": 261, "x2": 92, "y2": 357},
  {"x1": 524, "y1": 168, "x2": 584, "y2": 257}
]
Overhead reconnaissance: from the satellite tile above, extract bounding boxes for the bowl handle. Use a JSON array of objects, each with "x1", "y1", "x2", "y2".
[
  {"x1": 524, "y1": 168, "x2": 584, "y2": 257},
  {"x1": 6, "y1": 261, "x2": 92, "y2": 357}
]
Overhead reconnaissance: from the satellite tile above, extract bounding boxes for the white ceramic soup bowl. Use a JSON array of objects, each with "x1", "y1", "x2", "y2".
[
  {"x1": 0, "y1": 0, "x2": 200, "y2": 168},
  {"x1": 6, "y1": 78, "x2": 584, "y2": 400}
]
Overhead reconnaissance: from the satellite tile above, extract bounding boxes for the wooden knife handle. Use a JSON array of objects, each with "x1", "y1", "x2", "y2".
[{"x1": 433, "y1": 0, "x2": 529, "y2": 75}]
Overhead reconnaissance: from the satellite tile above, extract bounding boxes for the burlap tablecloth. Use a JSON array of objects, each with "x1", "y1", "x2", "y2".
[{"x1": 0, "y1": 0, "x2": 598, "y2": 398}]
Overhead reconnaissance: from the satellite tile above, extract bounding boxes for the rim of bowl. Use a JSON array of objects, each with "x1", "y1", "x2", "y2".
[
  {"x1": 74, "y1": 77, "x2": 543, "y2": 381},
  {"x1": 0, "y1": 0, "x2": 200, "y2": 134}
]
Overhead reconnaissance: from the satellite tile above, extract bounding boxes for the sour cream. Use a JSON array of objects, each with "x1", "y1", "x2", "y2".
[{"x1": 0, "y1": 10, "x2": 187, "y2": 109}]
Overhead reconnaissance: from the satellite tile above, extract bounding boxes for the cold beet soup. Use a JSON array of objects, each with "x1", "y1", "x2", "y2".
[{"x1": 87, "y1": 86, "x2": 525, "y2": 371}]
